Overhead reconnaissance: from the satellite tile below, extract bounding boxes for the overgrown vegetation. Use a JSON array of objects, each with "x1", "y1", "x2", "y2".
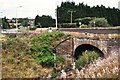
[
  {"x1": 2, "y1": 34, "x2": 47, "y2": 78},
  {"x1": 75, "y1": 51, "x2": 100, "y2": 69},
  {"x1": 30, "y1": 32, "x2": 66, "y2": 67},
  {"x1": 2, "y1": 35, "x2": 30, "y2": 54},
  {"x1": 2, "y1": 31, "x2": 67, "y2": 78},
  {"x1": 77, "y1": 51, "x2": 119, "y2": 78},
  {"x1": 2, "y1": 32, "x2": 119, "y2": 78}
]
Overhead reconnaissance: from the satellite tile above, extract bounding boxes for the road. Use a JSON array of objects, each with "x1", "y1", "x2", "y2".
[
  {"x1": 1, "y1": 27, "x2": 119, "y2": 34},
  {"x1": 1, "y1": 29, "x2": 18, "y2": 33},
  {"x1": 60, "y1": 27, "x2": 120, "y2": 34}
]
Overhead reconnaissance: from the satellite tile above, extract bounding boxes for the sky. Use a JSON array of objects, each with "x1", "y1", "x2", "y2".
[{"x1": 0, "y1": 0, "x2": 119, "y2": 19}]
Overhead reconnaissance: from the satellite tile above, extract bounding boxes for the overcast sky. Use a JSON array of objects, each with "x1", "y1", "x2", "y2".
[{"x1": 0, "y1": 0, "x2": 119, "y2": 19}]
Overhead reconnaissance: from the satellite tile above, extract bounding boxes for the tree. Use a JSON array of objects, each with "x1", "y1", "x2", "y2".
[
  {"x1": 89, "y1": 18, "x2": 110, "y2": 27},
  {"x1": 2, "y1": 17, "x2": 10, "y2": 29},
  {"x1": 34, "y1": 15, "x2": 40, "y2": 26},
  {"x1": 58, "y1": 1, "x2": 77, "y2": 23},
  {"x1": 20, "y1": 18, "x2": 29, "y2": 27},
  {"x1": 34, "y1": 15, "x2": 55, "y2": 28},
  {"x1": 57, "y1": 1, "x2": 120, "y2": 26}
]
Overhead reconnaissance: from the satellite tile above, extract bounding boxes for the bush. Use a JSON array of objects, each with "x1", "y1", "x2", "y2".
[
  {"x1": 76, "y1": 51, "x2": 100, "y2": 69},
  {"x1": 80, "y1": 24, "x2": 89, "y2": 28},
  {"x1": 89, "y1": 18, "x2": 110, "y2": 27},
  {"x1": 30, "y1": 32, "x2": 66, "y2": 67}
]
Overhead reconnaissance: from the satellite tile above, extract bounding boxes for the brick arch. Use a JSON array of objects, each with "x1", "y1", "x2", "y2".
[{"x1": 74, "y1": 44, "x2": 104, "y2": 59}]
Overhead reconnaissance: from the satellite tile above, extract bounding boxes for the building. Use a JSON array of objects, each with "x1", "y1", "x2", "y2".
[
  {"x1": 7, "y1": 18, "x2": 35, "y2": 28},
  {"x1": 118, "y1": 1, "x2": 120, "y2": 10},
  {"x1": 7, "y1": 18, "x2": 20, "y2": 28}
]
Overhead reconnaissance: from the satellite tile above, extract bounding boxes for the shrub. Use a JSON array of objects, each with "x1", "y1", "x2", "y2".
[
  {"x1": 75, "y1": 51, "x2": 100, "y2": 69},
  {"x1": 80, "y1": 24, "x2": 89, "y2": 28},
  {"x1": 30, "y1": 32, "x2": 66, "y2": 67},
  {"x1": 89, "y1": 18, "x2": 110, "y2": 27}
]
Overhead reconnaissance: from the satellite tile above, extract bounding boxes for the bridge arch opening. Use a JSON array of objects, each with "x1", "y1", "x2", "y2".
[{"x1": 74, "y1": 44, "x2": 104, "y2": 59}]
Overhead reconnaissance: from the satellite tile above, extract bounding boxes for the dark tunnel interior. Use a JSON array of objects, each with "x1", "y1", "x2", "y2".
[{"x1": 74, "y1": 44, "x2": 104, "y2": 59}]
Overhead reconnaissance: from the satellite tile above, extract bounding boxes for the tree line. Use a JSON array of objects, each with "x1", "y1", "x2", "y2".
[
  {"x1": 57, "y1": 1, "x2": 120, "y2": 26},
  {"x1": 2, "y1": 1, "x2": 120, "y2": 29},
  {"x1": 35, "y1": 15, "x2": 55, "y2": 28}
]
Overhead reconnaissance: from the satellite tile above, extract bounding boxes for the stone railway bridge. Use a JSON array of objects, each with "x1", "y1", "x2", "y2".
[
  {"x1": 2, "y1": 27, "x2": 120, "y2": 61},
  {"x1": 55, "y1": 27, "x2": 120, "y2": 61}
]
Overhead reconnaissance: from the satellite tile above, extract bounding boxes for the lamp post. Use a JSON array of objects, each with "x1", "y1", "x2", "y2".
[
  {"x1": 53, "y1": 36, "x2": 73, "y2": 73},
  {"x1": 53, "y1": 48, "x2": 57, "y2": 73},
  {"x1": 16, "y1": 6, "x2": 22, "y2": 29}
]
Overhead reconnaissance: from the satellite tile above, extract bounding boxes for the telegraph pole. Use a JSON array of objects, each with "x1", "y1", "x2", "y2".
[{"x1": 68, "y1": 10, "x2": 76, "y2": 23}]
